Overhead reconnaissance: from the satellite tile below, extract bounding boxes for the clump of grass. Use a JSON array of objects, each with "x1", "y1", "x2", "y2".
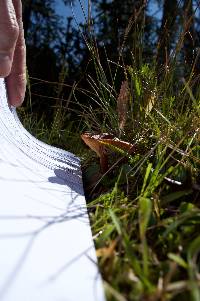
[
  {"x1": 19, "y1": 15, "x2": 200, "y2": 301},
  {"x1": 75, "y1": 35, "x2": 200, "y2": 300}
]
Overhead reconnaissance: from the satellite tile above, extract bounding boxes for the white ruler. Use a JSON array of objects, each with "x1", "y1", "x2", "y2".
[{"x1": 0, "y1": 79, "x2": 105, "y2": 301}]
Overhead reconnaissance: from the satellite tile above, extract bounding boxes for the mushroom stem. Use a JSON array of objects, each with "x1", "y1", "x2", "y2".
[{"x1": 100, "y1": 153, "x2": 108, "y2": 173}]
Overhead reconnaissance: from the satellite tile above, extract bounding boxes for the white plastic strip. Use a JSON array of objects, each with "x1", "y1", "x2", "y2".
[{"x1": 0, "y1": 79, "x2": 105, "y2": 301}]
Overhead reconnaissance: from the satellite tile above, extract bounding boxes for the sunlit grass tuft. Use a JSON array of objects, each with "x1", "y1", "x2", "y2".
[{"x1": 18, "y1": 27, "x2": 200, "y2": 301}]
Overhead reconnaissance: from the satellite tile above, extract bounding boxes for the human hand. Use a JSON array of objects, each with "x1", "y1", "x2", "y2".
[{"x1": 0, "y1": 0, "x2": 26, "y2": 107}]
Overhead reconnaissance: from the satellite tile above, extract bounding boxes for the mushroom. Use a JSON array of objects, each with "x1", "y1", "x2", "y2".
[{"x1": 81, "y1": 132, "x2": 135, "y2": 173}]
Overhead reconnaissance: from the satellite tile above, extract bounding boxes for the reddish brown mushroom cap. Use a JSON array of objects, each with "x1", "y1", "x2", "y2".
[{"x1": 81, "y1": 132, "x2": 135, "y2": 173}]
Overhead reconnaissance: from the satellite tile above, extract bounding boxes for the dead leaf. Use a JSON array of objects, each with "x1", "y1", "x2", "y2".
[
  {"x1": 96, "y1": 240, "x2": 117, "y2": 259},
  {"x1": 145, "y1": 91, "x2": 156, "y2": 115},
  {"x1": 117, "y1": 80, "x2": 129, "y2": 132}
]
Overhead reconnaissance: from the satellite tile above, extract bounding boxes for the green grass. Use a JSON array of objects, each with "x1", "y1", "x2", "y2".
[
  {"x1": 18, "y1": 37, "x2": 200, "y2": 301},
  {"x1": 83, "y1": 63, "x2": 200, "y2": 301}
]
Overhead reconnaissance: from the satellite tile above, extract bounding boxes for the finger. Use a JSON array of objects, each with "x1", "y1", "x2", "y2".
[
  {"x1": 0, "y1": 0, "x2": 19, "y2": 77},
  {"x1": 6, "y1": 0, "x2": 26, "y2": 106}
]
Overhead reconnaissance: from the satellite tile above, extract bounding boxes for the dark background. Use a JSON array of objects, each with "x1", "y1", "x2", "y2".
[{"x1": 21, "y1": 0, "x2": 200, "y2": 121}]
